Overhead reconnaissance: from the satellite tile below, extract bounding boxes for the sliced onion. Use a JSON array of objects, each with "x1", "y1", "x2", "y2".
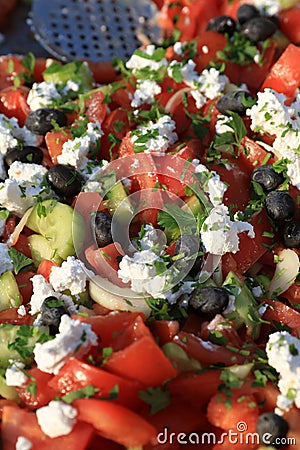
[
  {"x1": 7, "y1": 207, "x2": 33, "y2": 247},
  {"x1": 89, "y1": 275, "x2": 152, "y2": 317},
  {"x1": 165, "y1": 87, "x2": 191, "y2": 114},
  {"x1": 269, "y1": 249, "x2": 300, "y2": 297}
]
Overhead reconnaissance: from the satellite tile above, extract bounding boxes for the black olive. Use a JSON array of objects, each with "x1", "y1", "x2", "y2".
[
  {"x1": 46, "y1": 164, "x2": 84, "y2": 198},
  {"x1": 251, "y1": 165, "x2": 284, "y2": 192},
  {"x1": 25, "y1": 108, "x2": 67, "y2": 135},
  {"x1": 237, "y1": 4, "x2": 260, "y2": 25},
  {"x1": 216, "y1": 90, "x2": 254, "y2": 116},
  {"x1": 281, "y1": 219, "x2": 300, "y2": 248},
  {"x1": 256, "y1": 413, "x2": 289, "y2": 448},
  {"x1": 189, "y1": 286, "x2": 229, "y2": 317},
  {"x1": 4, "y1": 146, "x2": 44, "y2": 168},
  {"x1": 174, "y1": 234, "x2": 204, "y2": 276},
  {"x1": 241, "y1": 17, "x2": 278, "y2": 42},
  {"x1": 92, "y1": 211, "x2": 113, "y2": 248},
  {"x1": 40, "y1": 296, "x2": 68, "y2": 335},
  {"x1": 206, "y1": 15, "x2": 237, "y2": 36},
  {"x1": 265, "y1": 191, "x2": 295, "y2": 222}
]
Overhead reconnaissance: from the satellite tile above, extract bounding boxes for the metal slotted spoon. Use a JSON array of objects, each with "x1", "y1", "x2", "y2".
[{"x1": 30, "y1": 0, "x2": 162, "y2": 62}]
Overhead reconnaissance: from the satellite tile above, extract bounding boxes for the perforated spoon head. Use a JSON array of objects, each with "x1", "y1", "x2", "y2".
[{"x1": 30, "y1": 0, "x2": 161, "y2": 62}]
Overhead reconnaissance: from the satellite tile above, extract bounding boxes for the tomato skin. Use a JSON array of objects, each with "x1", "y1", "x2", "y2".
[
  {"x1": 279, "y1": 6, "x2": 300, "y2": 44},
  {"x1": 263, "y1": 299, "x2": 300, "y2": 336},
  {"x1": 16, "y1": 367, "x2": 56, "y2": 410},
  {"x1": 105, "y1": 335, "x2": 178, "y2": 386},
  {"x1": 45, "y1": 129, "x2": 72, "y2": 163},
  {"x1": 168, "y1": 370, "x2": 222, "y2": 409},
  {"x1": 85, "y1": 61, "x2": 118, "y2": 84},
  {"x1": 0, "y1": 56, "x2": 25, "y2": 90},
  {"x1": 195, "y1": 31, "x2": 227, "y2": 72},
  {"x1": 0, "y1": 307, "x2": 32, "y2": 325},
  {"x1": 37, "y1": 259, "x2": 59, "y2": 282},
  {"x1": 13, "y1": 234, "x2": 32, "y2": 259},
  {"x1": 15, "y1": 271, "x2": 35, "y2": 304},
  {"x1": 74, "y1": 398, "x2": 157, "y2": 448},
  {"x1": 49, "y1": 357, "x2": 143, "y2": 410},
  {"x1": 83, "y1": 90, "x2": 107, "y2": 125},
  {"x1": 261, "y1": 44, "x2": 300, "y2": 99},
  {"x1": 0, "y1": 86, "x2": 30, "y2": 126},
  {"x1": 149, "y1": 320, "x2": 180, "y2": 345},
  {"x1": 2, "y1": 405, "x2": 94, "y2": 450},
  {"x1": 208, "y1": 392, "x2": 259, "y2": 432},
  {"x1": 173, "y1": 332, "x2": 245, "y2": 366}
]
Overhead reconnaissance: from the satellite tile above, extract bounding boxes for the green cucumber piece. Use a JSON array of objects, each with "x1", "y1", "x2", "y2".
[
  {"x1": 105, "y1": 180, "x2": 133, "y2": 218},
  {"x1": 0, "y1": 271, "x2": 22, "y2": 311},
  {"x1": 26, "y1": 200, "x2": 84, "y2": 260},
  {"x1": 0, "y1": 323, "x2": 49, "y2": 369},
  {"x1": 162, "y1": 342, "x2": 201, "y2": 371},
  {"x1": 0, "y1": 374, "x2": 19, "y2": 401},
  {"x1": 28, "y1": 234, "x2": 62, "y2": 267},
  {"x1": 222, "y1": 271, "x2": 261, "y2": 339}
]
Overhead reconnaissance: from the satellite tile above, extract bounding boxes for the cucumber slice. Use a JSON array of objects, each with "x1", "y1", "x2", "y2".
[
  {"x1": 0, "y1": 271, "x2": 22, "y2": 311},
  {"x1": 28, "y1": 234, "x2": 63, "y2": 267},
  {"x1": 0, "y1": 374, "x2": 19, "y2": 401},
  {"x1": 0, "y1": 324, "x2": 49, "y2": 369},
  {"x1": 26, "y1": 200, "x2": 84, "y2": 260}
]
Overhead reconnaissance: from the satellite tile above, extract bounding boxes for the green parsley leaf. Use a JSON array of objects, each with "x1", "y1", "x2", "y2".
[
  {"x1": 139, "y1": 387, "x2": 170, "y2": 415},
  {"x1": 61, "y1": 384, "x2": 100, "y2": 403},
  {"x1": 8, "y1": 247, "x2": 33, "y2": 275}
]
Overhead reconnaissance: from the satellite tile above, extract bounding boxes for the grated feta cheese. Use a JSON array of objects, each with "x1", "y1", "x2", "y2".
[
  {"x1": 29, "y1": 274, "x2": 57, "y2": 316},
  {"x1": 8, "y1": 161, "x2": 47, "y2": 185},
  {"x1": 36, "y1": 400, "x2": 77, "y2": 438},
  {"x1": 193, "y1": 161, "x2": 228, "y2": 206},
  {"x1": 34, "y1": 315, "x2": 98, "y2": 374},
  {"x1": 266, "y1": 331, "x2": 300, "y2": 415},
  {"x1": 5, "y1": 362, "x2": 28, "y2": 387},
  {"x1": 27, "y1": 82, "x2": 61, "y2": 111},
  {"x1": 17, "y1": 305, "x2": 27, "y2": 317},
  {"x1": 131, "y1": 115, "x2": 178, "y2": 154},
  {"x1": 126, "y1": 45, "x2": 168, "y2": 73},
  {"x1": 15, "y1": 436, "x2": 32, "y2": 450},
  {"x1": 49, "y1": 256, "x2": 94, "y2": 296},
  {"x1": 131, "y1": 80, "x2": 161, "y2": 108},
  {"x1": 201, "y1": 205, "x2": 255, "y2": 255}
]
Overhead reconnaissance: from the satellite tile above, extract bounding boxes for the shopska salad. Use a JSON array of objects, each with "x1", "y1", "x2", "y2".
[{"x1": 1, "y1": 0, "x2": 300, "y2": 449}]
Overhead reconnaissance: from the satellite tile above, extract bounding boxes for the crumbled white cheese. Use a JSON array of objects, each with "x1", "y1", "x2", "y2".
[
  {"x1": 27, "y1": 82, "x2": 61, "y2": 111},
  {"x1": 0, "y1": 115, "x2": 38, "y2": 157},
  {"x1": 131, "y1": 80, "x2": 162, "y2": 108},
  {"x1": 131, "y1": 115, "x2": 178, "y2": 154},
  {"x1": 253, "y1": 0, "x2": 281, "y2": 15},
  {"x1": 266, "y1": 331, "x2": 300, "y2": 415},
  {"x1": 0, "y1": 243, "x2": 13, "y2": 276},
  {"x1": 118, "y1": 249, "x2": 166, "y2": 298},
  {"x1": 29, "y1": 274, "x2": 57, "y2": 315},
  {"x1": 173, "y1": 41, "x2": 184, "y2": 56},
  {"x1": 247, "y1": 89, "x2": 300, "y2": 188},
  {"x1": 126, "y1": 45, "x2": 168, "y2": 73},
  {"x1": 247, "y1": 88, "x2": 294, "y2": 137},
  {"x1": 36, "y1": 400, "x2": 77, "y2": 438},
  {"x1": 193, "y1": 161, "x2": 228, "y2": 206},
  {"x1": 190, "y1": 90, "x2": 206, "y2": 109},
  {"x1": 198, "y1": 68, "x2": 229, "y2": 100},
  {"x1": 34, "y1": 315, "x2": 98, "y2": 374},
  {"x1": 8, "y1": 161, "x2": 47, "y2": 185},
  {"x1": 15, "y1": 436, "x2": 32, "y2": 450},
  {"x1": 49, "y1": 256, "x2": 94, "y2": 295},
  {"x1": 5, "y1": 361, "x2": 28, "y2": 387},
  {"x1": 201, "y1": 205, "x2": 255, "y2": 255},
  {"x1": 17, "y1": 305, "x2": 27, "y2": 317},
  {"x1": 57, "y1": 122, "x2": 103, "y2": 168}
]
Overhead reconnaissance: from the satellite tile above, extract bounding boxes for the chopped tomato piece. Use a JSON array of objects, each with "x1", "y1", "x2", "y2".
[
  {"x1": 74, "y1": 398, "x2": 156, "y2": 448},
  {"x1": 37, "y1": 259, "x2": 59, "y2": 282},
  {"x1": 0, "y1": 86, "x2": 30, "y2": 126}
]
